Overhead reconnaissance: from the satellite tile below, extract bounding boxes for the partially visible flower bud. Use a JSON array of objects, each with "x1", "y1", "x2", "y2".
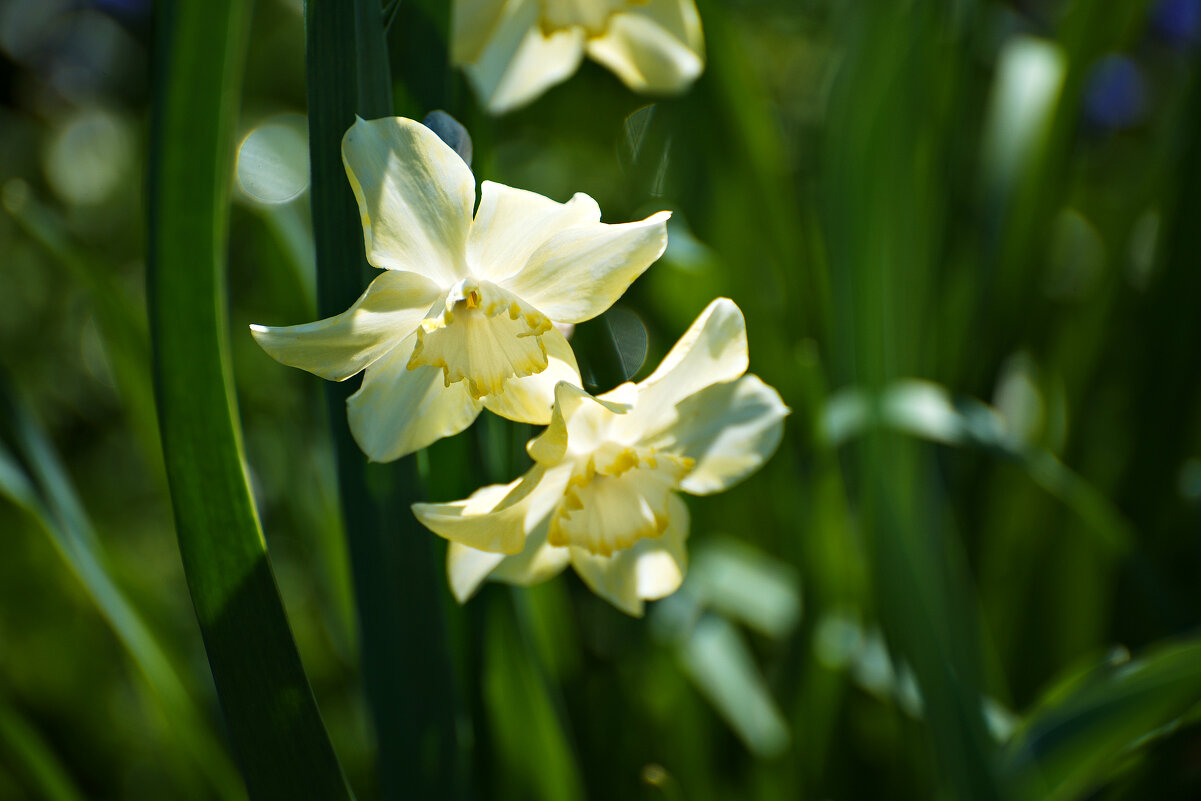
[{"x1": 422, "y1": 110, "x2": 473, "y2": 167}]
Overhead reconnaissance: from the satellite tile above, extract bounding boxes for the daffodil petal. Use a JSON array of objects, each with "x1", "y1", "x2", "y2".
[
  {"x1": 408, "y1": 281, "x2": 553, "y2": 399},
  {"x1": 249, "y1": 271, "x2": 441, "y2": 381},
  {"x1": 585, "y1": 7, "x2": 704, "y2": 95},
  {"x1": 342, "y1": 116, "x2": 474, "y2": 283},
  {"x1": 412, "y1": 462, "x2": 573, "y2": 554},
  {"x1": 445, "y1": 513, "x2": 573, "y2": 602},
  {"x1": 658, "y1": 375, "x2": 789, "y2": 496},
  {"x1": 468, "y1": 181, "x2": 600, "y2": 282},
  {"x1": 451, "y1": 0, "x2": 511, "y2": 65},
  {"x1": 347, "y1": 333, "x2": 482, "y2": 461},
  {"x1": 489, "y1": 521, "x2": 572, "y2": 586},
  {"x1": 463, "y1": 0, "x2": 585, "y2": 114},
  {"x1": 503, "y1": 211, "x2": 670, "y2": 324},
  {"x1": 447, "y1": 542, "x2": 506, "y2": 603},
  {"x1": 482, "y1": 326, "x2": 581, "y2": 424},
  {"x1": 527, "y1": 381, "x2": 629, "y2": 464},
  {"x1": 615, "y1": 297, "x2": 748, "y2": 441},
  {"x1": 569, "y1": 494, "x2": 690, "y2": 617},
  {"x1": 623, "y1": 0, "x2": 704, "y2": 54}
]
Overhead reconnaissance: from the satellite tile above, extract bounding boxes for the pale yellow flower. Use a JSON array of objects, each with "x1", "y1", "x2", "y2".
[
  {"x1": 413, "y1": 298, "x2": 788, "y2": 615},
  {"x1": 251, "y1": 116, "x2": 669, "y2": 461},
  {"x1": 454, "y1": 0, "x2": 705, "y2": 114}
]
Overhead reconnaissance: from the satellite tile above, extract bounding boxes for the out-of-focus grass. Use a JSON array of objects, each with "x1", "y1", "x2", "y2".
[{"x1": 2, "y1": 0, "x2": 1201, "y2": 799}]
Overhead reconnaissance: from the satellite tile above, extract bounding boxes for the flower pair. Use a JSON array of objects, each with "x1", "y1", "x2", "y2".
[
  {"x1": 453, "y1": 0, "x2": 706, "y2": 113},
  {"x1": 415, "y1": 297, "x2": 788, "y2": 615},
  {"x1": 252, "y1": 116, "x2": 786, "y2": 614}
]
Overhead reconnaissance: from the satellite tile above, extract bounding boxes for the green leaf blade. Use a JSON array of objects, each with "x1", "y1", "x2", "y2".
[{"x1": 148, "y1": 0, "x2": 354, "y2": 798}]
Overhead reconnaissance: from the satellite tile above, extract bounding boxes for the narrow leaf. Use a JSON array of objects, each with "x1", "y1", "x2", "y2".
[
  {"x1": 1002, "y1": 637, "x2": 1201, "y2": 800},
  {"x1": 148, "y1": 0, "x2": 353, "y2": 798},
  {"x1": 0, "y1": 377, "x2": 243, "y2": 800}
]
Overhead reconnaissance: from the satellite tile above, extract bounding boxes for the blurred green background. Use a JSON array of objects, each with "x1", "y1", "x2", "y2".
[{"x1": 4, "y1": 0, "x2": 1201, "y2": 798}]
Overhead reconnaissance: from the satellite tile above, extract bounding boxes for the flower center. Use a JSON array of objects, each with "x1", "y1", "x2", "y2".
[
  {"x1": 548, "y1": 443, "x2": 693, "y2": 556},
  {"x1": 408, "y1": 280, "x2": 553, "y2": 398}
]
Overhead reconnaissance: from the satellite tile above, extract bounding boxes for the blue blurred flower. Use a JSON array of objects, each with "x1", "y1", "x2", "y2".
[
  {"x1": 1082, "y1": 54, "x2": 1146, "y2": 131},
  {"x1": 1151, "y1": 0, "x2": 1201, "y2": 47}
]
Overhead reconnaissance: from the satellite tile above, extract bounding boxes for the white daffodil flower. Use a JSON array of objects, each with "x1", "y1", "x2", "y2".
[
  {"x1": 412, "y1": 298, "x2": 788, "y2": 616},
  {"x1": 251, "y1": 116, "x2": 669, "y2": 461},
  {"x1": 454, "y1": 0, "x2": 705, "y2": 114}
]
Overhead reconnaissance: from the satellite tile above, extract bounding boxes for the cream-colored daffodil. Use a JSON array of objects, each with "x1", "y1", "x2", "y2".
[
  {"x1": 412, "y1": 298, "x2": 788, "y2": 616},
  {"x1": 251, "y1": 116, "x2": 669, "y2": 461},
  {"x1": 454, "y1": 0, "x2": 705, "y2": 114}
]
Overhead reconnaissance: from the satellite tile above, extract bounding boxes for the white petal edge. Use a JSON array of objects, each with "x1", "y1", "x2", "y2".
[
  {"x1": 346, "y1": 333, "x2": 482, "y2": 462},
  {"x1": 502, "y1": 211, "x2": 671, "y2": 325},
  {"x1": 614, "y1": 297, "x2": 748, "y2": 443},
  {"x1": 250, "y1": 270, "x2": 441, "y2": 381},
  {"x1": 482, "y1": 326, "x2": 582, "y2": 424},
  {"x1": 586, "y1": 9, "x2": 703, "y2": 95},
  {"x1": 412, "y1": 461, "x2": 573, "y2": 554},
  {"x1": 623, "y1": 0, "x2": 704, "y2": 55},
  {"x1": 569, "y1": 494, "x2": 690, "y2": 617},
  {"x1": 468, "y1": 181, "x2": 601, "y2": 283},
  {"x1": 463, "y1": 1, "x2": 586, "y2": 115},
  {"x1": 447, "y1": 543, "x2": 507, "y2": 603},
  {"x1": 490, "y1": 532, "x2": 572, "y2": 586},
  {"x1": 342, "y1": 116, "x2": 475, "y2": 283},
  {"x1": 657, "y1": 374, "x2": 789, "y2": 496}
]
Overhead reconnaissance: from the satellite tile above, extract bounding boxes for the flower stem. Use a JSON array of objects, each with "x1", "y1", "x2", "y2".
[{"x1": 305, "y1": 1, "x2": 462, "y2": 798}]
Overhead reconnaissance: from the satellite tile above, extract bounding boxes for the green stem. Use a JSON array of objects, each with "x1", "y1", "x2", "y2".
[{"x1": 305, "y1": 2, "x2": 460, "y2": 797}]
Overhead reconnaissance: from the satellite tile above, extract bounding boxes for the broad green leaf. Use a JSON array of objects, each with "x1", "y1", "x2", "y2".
[{"x1": 148, "y1": 0, "x2": 353, "y2": 798}]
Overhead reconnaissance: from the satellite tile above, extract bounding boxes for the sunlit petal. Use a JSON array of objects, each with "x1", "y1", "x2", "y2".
[
  {"x1": 503, "y1": 211, "x2": 670, "y2": 324},
  {"x1": 622, "y1": 0, "x2": 704, "y2": 55},
  {"x1": 347, "y1": 333, "x2": 482, "y2": 462},
  {"x1": 463, "y1": 0, "x2": 586, "y2": 114},
  {"x1": 527, "y1": 381, "x2": 629, "y2": 465},
  {"x1": 445, "y1": 510, "x2": 574, "y2": 601},
  {"x1": 482, "y1": 326, "x2": 582, "y2": 424},
  {"x1": 490, "y1": 520, "x2": 572, "y2": 585},
  {"x1": 651, "y1": 375, "x2": 789, "y2": 495},
  {"x1": 447, "y1": 542, "x2": 507, "y2": 603},
  {"x1": 569, "y1": 494, "x2": 690, "y2": 617},
  {"x1": 408, "y1": 280, "x2": 554, "y2": 399},
  {"x1": 468, "y1": 180, "x2": 600, "y2": 282},
  {"x1": 342, "y1": 116, "x2": 475, "y2": 283},
  {"x1": 586, "y1": 8, "x2": 704, "y2": 95},
  {"x1": 413, "y1": 462, "x2": 573, "y2": 553},
  {"x1": 250, "y1": 270, "x2": 441, "y2": 381},
  {"x1": 614, "y1": 297, "x2": 748, "y2": 441}
]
